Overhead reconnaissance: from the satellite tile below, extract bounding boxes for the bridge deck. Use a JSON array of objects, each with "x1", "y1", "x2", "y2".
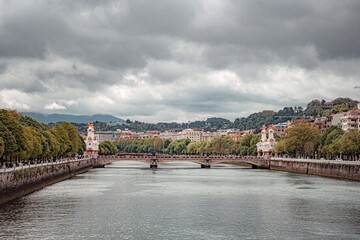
[{"x1": 98, "y1": 154, "x2": 267, "y2": 167}]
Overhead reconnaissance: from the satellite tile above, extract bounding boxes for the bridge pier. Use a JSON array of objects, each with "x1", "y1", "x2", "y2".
[
  {"x1": 201, "y1": 159, "x2": 211, "y2": 168},
  {"x1": 150, "y1": 159, "x2": 158, "y2": 169}
]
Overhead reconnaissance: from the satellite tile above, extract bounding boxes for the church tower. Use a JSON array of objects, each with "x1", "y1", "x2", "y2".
[
  {"x1": 256, "y1": 124, "x2": 276, "y2": 158},
  {"x1": 84, "y1": 122, "x2": 99, "y2": 156}
]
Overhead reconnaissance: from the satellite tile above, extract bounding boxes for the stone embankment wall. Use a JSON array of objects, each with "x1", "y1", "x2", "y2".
[
  {"x1": 0, "y1": 158, "x2": 95, "y2": 205},
  {"x1": 270, "y1": 159, "x2": 360, "y2": 181}
]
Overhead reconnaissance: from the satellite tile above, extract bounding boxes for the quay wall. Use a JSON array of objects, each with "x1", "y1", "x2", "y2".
[
  {"x1": 0, "y1": 158, "x2": 95, "y2": 205},
  {"x1": 270, "y1": 159, "x2": 360, "y2": 181}
]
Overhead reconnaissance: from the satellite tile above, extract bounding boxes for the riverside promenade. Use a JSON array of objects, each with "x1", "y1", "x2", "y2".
[
  {"x1": 0, "y1": 156, "x2": 96, "y2": 205},
  {"x1": 0, "y1": 157, "x2": 90, "y2": 173},
  {"x1": 270, "y1": 157, "x2": 360, "y2": 181}
]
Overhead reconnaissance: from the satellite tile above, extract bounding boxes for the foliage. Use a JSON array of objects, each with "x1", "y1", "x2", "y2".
[
  {"x1": 115, "y1": 134, "x2": 262, "y2": 156},
  {"x1": 304, "y1": 99, "x2": 323, "y2": 116},
  {"x1": 334, "y1": 131, "x2": 360, "y2": 159},
  {"x1": 275, "y1": 120, "x2": 321, "y2": 158},
  {"x1": 99, "y1": 141, "x2": 118, "y2": 155},
  {"x1": 0, "y1": 109, "x2": 85, "y2": 162},
  {"x1": 332, "y1": 97, "x2": 359, "y2": 108},
  {"x1": 233, "y1": 107, "x2": 305, "y2": 131},
  {"x1": 0, "y1": 137, "x2": 4, "y2": 157},
  {"x1": 116, "y1": 137, "x2": 166, "y2": 154},
  {"x1": 318, "y1": 126, "x2": 344, "y2": 156},
  {"x1": 70, "y1": 98, "x2": 358, "y2": 135}
]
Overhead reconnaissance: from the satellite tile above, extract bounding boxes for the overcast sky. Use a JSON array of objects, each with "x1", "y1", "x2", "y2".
[{"x1": 0, "y1": 0, "x2": 359, "y2": 122}]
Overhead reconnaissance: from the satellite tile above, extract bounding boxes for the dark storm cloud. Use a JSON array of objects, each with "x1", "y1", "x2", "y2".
[
  {"x1": 0, "y1": 0, "x2": 359, "y2": 121},
  {"x1": 186, "y1": 0, "x2": 360, "y2": 68}
]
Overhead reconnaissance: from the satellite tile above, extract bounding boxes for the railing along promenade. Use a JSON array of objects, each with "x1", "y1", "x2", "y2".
[
  {"x1": 0, "y1": 156, "x2": 93, "y2": 173},
  {"x1": 271, "y1": 157, "x2": 360, "y2": 165}
]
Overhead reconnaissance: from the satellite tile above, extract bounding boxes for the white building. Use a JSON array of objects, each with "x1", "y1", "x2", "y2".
[
  {"x1": 256, "y1": 125, "x2": 276, "y2": 157},
  {"x1": 341, "y1": 103, "x2": 360, "y2": 131},
  {"x1": 177, "y1": 129, "x2": 202, "y2": 142},
  {"x1": 159, "y1": 131, "x2": 178, "y2": 141},
  {"x1": 331, "y1": 113, "x2": 346, "y2": 127},
  {"x1": 84, "y1": 122, "x2": 99, "y2": 155}
]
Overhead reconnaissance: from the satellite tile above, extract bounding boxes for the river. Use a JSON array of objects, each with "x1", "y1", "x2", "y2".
[{"x1": 0, "y1": 161, "x2": 359, "y2": 240}]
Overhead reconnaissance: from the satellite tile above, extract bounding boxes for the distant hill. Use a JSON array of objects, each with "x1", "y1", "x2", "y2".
[{"x1": 21, "y1": 112, "x2": 124, "y2": 124}]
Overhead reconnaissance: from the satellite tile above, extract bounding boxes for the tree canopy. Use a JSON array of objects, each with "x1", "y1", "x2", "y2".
[
  {"x1": 0, "y1": 109, "x2": 85, "y2": 162},
  {"x1": 115, "y1": 134, "x2": 261, "y2": 156},
  {"x1": 99, "y1": 141, "x2": 118, "y2": 155}
]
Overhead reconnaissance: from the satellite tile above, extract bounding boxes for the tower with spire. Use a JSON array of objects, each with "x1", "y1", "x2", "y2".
[
  {"x1": 84, "y1": 122, "x2": 99, "y2": 156},
  {"x1": 256, "y1": 125, "x2": 276, "y2": 158}
]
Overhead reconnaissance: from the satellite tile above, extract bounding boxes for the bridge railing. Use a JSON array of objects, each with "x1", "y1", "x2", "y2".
[{"x1": 98, "y1": 154, "x2": 264, "y2": 163}]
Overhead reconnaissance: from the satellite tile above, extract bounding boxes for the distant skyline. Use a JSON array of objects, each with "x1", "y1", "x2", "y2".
[{"x1": 0, "y1": 0, "x2": 359, "y2": 123}]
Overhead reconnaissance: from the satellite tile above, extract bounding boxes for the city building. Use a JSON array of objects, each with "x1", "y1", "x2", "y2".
[
  {"x1": 341, "y1": 103, "x2": 360, "y2": 131},
  {"x1": 273, "y1": 121, "x2": 290, "y2": 138},
  {"x1": 331, "y1": 113, "x2": 346, "y2": 127},
  {"x1": 312, "y1": 117, "x2": 331, "y2": 133},
  {"x1": 323, "y1": 101, "x2": 333, "y2": 109},
  {"x1": 159, "y1": 131, "x2": 179, "y2": 141},
  {"x1": 95, "y1": 131, "x2": 117, "y2": 143},
  {"x1": 200, "y1": 131, "x2": 215, "y2": 142},
  {"x1": 177, "y1": 129, "x2": 202, "y2": 142}
]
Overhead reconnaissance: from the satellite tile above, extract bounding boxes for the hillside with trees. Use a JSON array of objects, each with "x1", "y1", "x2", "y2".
[
  {"x1": 31, "y1": 97, "x2": 360, "y2": 134},
  {"x1": 22, "y1": 112, "x2": 124, "y2": 124}
]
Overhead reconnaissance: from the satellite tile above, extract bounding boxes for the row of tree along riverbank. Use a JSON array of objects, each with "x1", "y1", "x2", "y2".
[{"x1": 0, "y1": 109, "x2": 86, "y2": 167}]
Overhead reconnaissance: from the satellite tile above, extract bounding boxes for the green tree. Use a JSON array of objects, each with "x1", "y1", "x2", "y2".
[
  {"x1": 0, "y1": 110, "x2": 28, "y2": 160},
  {"x1": 99, "y1": 141, "x2": 118, "y2": 155},
  {"x1": 61, "y1": 122, "x2": 81, "y2": 156},
  {"x1": 186, "y1": 141, "x2": 201, "y2": 155},
  {"x1": 211, "y1": 136, "x2": 235, "y2": 155},
  {"x1": 282, "y1": 120, "x2": 320, "y2": 158},
  {"x1": 305, "y1": 99, "x2": 323, "y2": 116},
  {"x1": 23, "y1": 126, "x2": 43, "y2": 159},
  {"x1": 53, "y1": 123, "x2": 71, "y2": 157},
  {"x1": 318, "y1": 126, "x2": 344, "y2": 158},
  {"x1": 236, "y1": 134, "x2": 260, "y2": 156},
  {"x1": 335, "y1": 131, "x2": 360, "y2": 160},
  {"x1": 0, "y1": 137, "x2": 4, "y2": 158},
  {"x1": 43, "y1": 130, "x2": 61, "y2": 158},
  {"x1": 0, "y1": 122, "x2": 17, "y2": 161}
]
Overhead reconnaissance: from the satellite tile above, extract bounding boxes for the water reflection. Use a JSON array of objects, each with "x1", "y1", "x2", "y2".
[{"x1": 1, "y1": 161, "x2": 359, "y2": 240}]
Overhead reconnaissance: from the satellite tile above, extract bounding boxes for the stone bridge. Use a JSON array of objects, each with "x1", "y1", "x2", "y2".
[{"x1": 97, "y1": 154, "x2": 270, "y2": 169}]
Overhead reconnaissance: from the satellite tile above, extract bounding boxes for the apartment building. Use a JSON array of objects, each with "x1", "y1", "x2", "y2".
[
  {"x1": 341, "y1": 103, "x2": 360, "y2": 131},
  {"x1": 273, "y1": 121, "x2": 290, "y2": 137},
  {"x1": 177, "y1": 129, "x2": 202, "y2": 142},
  {"x1": 95, "y1": 131, "x2": 117, "y2": 143}
]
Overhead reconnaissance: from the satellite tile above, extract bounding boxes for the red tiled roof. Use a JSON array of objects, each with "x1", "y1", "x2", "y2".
[{"x1": 348, "y1": 109, "x2": 360, "y2": 114}]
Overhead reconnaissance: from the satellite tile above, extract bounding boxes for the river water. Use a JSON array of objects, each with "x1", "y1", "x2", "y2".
[{"x1": 0, "y1": 161, "x2": 359, "y2": 240}]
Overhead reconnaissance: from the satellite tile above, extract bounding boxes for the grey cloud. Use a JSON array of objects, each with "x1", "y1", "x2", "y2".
[
  {"x1": 0, "y1": 2, "x2": 71, "y2": 59},
  {"x1": 0, "y1": 0, "x2": 359, "y2": 121},
  {"x1": 0, "y1": 63, "x2": 6, "y2": 73}
]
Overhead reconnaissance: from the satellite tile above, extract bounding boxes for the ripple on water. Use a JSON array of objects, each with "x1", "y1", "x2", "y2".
[{"x1": 0, "y1": 161, "x2": 359, "y2": 240}]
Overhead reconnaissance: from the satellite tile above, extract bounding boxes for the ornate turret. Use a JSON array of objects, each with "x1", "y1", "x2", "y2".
[
  {"x1": 268, "y1": 124, "x2": 275, "y2": 142},
  {"x1": 261, "y1": 125, "x2": 267, "y2": 142},
  {"x1": 84, "y1": 122, "x2": 99, "y2": 156},
  {"x1": 256, "y1": 124, "x2": 277, "y2": 158}
]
